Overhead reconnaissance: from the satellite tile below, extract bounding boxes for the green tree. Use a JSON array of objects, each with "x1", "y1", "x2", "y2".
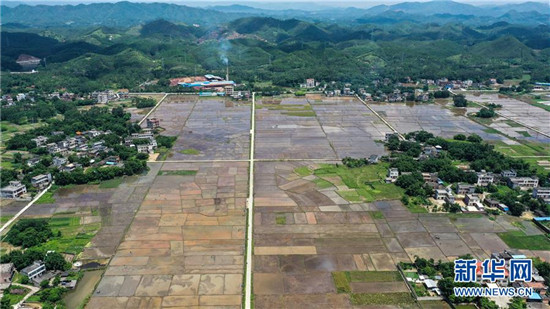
[
  {"x1": 467, "y1": 134, "x2": 482, "y2": 143},
  {"x1": 453, "y1": 134, "x2": 466, "y2": 141},
  {"x1": 453, "y1": 94, "x2": 467, "y2": 107},
  {"x1": 433, "y1": 90, "x2": 450, "y2": 98},
  {"x1": 508, "y1": 298, "x2": 527, "y2": 309},
  {"x1": 20, "y1": 275, "x2": 30, "y2": 284},
  {"x1": 52, "y1": 275, "x2": 61, "y2": 287},
  {"x1": 479, "y1": 297, "x2": 499, "y2": 309},
  {"x1": 12, "y1": 152, "x2": 23, "y2": 164},
  {"x1": 4, "y1": 219, "x2": 53, "y2": 248},
  {"x1": 45, "y1": 252, "x2": 67, "y2": 271},
  {"x1": 476, "y1": 107, "x2": 495, "y2": 118},
  {"x1": 0, "y1": 296, "x2": 10, "y2": 309},
  {"x1": 508, "y1": 203, "x2": 524, "y2": 216}
]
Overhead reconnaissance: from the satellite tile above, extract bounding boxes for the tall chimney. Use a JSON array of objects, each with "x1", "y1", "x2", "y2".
[{"x1": 226, "y1": 63, "x2": 229, "y2": 81}]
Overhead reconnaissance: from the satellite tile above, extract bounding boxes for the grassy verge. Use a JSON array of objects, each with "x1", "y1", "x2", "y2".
[
  {"x1": 98, "y1": 177, "x2": 124, "y2": 189},
  {"x1": 470, "y1": 116, "x2": 493, "y2": 126},
  {"x1": 407, "y1": 204, "x2": 428, "y2": 213},
  {"x1": 156, "y1": 146, "x2": 170, "y2": 161},
  {"x1": 348, "y1": 271, "x2": 401, "y2": 282},
  {"x1": 448, "y1": 213, "x2": 483, "y2": 220},
  {"x1": 370, "y1": 211, "x2": 385, "y2": 220},
  {"x1": 419, "y1": 300, "x2": 452, "y2": 309},
  {"x1": 530, "y1": 102, "x2": 550, "y2": 112},
  {"x1": 483, "y1": 128, "x2": 500, "y2": 134},
  {"x1": 350, "y1": 292, "x2": 414, "y2": 305},
  {"x1": 158, "y1": 170, "x2": 197, "y2": 176},
  {"x1": 1, "y1": 215, "x2": 13, "y2": 224},
  {"x1": 179, "y1": 148, "x2": 200, "y2": 155},
  {"x1": 294, "y1": 166, "x2": 312, "y2": 177},
  {"x1": 498, "y1": 230, "x2": 550, "y2": 250},
  {"x1": 504, "y1": 120, "x2": 523, "y2": 128},
  {"x1": 404, "y1": 196, "x2": 429, "y2": 213},
  {"x1": 35, "y1": 191, "x2": 56, "y2": 204}
]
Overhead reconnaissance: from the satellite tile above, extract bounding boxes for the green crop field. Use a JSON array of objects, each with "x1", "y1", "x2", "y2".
[
  {"x1": 332, "y1": 270, "x2": 405, "y2": 297},
  {"x1": 40, "y1": 216, "x2": 101, "y2": 255},
  {"x1": 312, "y1": 178, "x2": 333, "y2": 189},
  {"x1": 498, "y1": 230, "x2": 550, "y2": 250},
  {"x1": 493, "y1": 141, "x2": 549, "y2": 157},
  {"x1": 314, "y1": 163, "x2": 403, "y2": 203}
]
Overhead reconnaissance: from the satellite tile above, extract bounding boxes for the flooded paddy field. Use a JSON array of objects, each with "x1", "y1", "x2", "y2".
[
  {"x1": 255, "y1": 97, "x2": 337, "y2": 160},
  {"x1": 255, "y1": 96, "x2": 388, "y2": 160},
  {"x1": 142, "y1": 94, "x2": 196, "y2": 136},
  {"x1": 465, "y1": 93, "x2": 550, "y2": 143},
  {"x1": 87, "y1": 162, "x2": 247, "y2": 308},
  {"x1": 310, "y1": 97, "x2": 388, "y2": 158},
  {"x1": 371, "y1": 103, "x2": 514, "y2": 142},
  {"x1": 147, "y1": 95, "x2": 251, "y2": 160}
]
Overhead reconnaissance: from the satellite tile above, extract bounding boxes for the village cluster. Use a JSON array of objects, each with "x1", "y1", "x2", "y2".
[
  {"x1": 383, "y1": 134, "x2": 550, "y2": 214},
  {"x1": 0, "y1": 117, "x2": 161, "y2": 200}
]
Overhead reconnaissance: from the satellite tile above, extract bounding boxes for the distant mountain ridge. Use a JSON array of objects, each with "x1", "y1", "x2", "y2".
[
  {"x1": 361, "y1": 0, "x2": 547, "y2": 17},
  {"x1": 0, "y1": 1, "x2": 246, "y2": 27},
  {"x1": 1, "y1": 0, "x2": 548, "y2": 28}
]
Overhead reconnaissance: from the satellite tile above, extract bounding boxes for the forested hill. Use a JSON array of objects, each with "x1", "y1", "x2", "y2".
[
  {"x1": 224, "y1": 17, "x2": 550, "y2": 49},
  {"x1": 0, "y1": 1, "x2": 245, "y2": 27},
  {"x1": 1, "y1": 4, "x2": 550, "y2": 93}
]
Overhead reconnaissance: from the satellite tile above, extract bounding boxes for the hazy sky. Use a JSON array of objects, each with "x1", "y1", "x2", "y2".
[{"x1": 9, "y1": 0, "x2": 546, "y2": 5}]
